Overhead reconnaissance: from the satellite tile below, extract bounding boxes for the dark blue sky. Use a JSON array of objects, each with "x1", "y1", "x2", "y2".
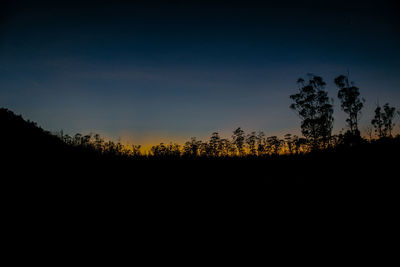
[{"x1": 1, "y1": 0, "x2": 400, "y2": 146}]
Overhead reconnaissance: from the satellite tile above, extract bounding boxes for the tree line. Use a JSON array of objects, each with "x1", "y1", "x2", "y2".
[
  {"x1": 54, "y1": 73, "x2": 399, "y2": 158},
  {"x1": 290, "y1": 73, "x2": 398, "y2": 150}
]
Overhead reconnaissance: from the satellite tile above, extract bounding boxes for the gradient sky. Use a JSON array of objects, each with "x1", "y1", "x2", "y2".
[{"x1": 1, "y1": 0, "x2": 400, "y2": 146}]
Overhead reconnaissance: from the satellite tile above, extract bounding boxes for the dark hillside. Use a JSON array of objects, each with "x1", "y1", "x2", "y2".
[
  {"x1": 1, "y1": 108, "x2": 399, "y2": 202},
  {"x1": 1, "y1": 108, "x2": 67, "y2": 157},
  {"x1": 1, "y1": 108, "x2": 399, "y2": 246}
]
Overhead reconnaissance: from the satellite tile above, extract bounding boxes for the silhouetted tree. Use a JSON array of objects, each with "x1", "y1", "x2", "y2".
[
  {"x1": 74, "y1": 133, "x2": 82, "y2": 146},
  {"x1": 219, "y1": 138, "x2": 233, "y2": 157},
  {"x1": 330, "y1": 134, "x2": 342, "y2": 147},
  {"x1": 382, "y1": 103, "x2": 397, "y2": 137},
  {"x1": 82, "y1": 134, "x2": 92, "y2": 147},
  {"x1": 334, "y1": 74, "x2": 364, "y2": 137},
  {"x1": 150, "y1": 143, "x2": 162, "y2": 156},
  {"x1": 94, "y1": 134, "x2": 104, "y2": 153},
  {"x1": 198, "y1": 141, "x2": 210, "y2": 157},
  {"x1": 183, "y1": 137, "x2": 202, "y2": 157},
  {"x1": 246, "y1": 132, "x2": 257, "y2": 156},
  {"x1": 284, "y1": 134, "x2": 294, "y2": 154},
  {"x1": 266, "y1": 136, "x2": 282, "y2": 155},
  {"x1": 209, "y1": 132, "x2": 221, "y2": 157},
  {"x1": 372, "y1": 103, "x2": 396, "y2": 138},
  {"x1": 131, "y1": 145, "x2": 141, "y2": 157},
  {"x1": 363, "y1": 126, "x2": 373, "y2": 141},
  {"x1": 149, "y1": 142, "x2": 180, "y2": 157},
  {"x1": 291, "y1": 135, "x2": 299, "y2": 154},
  {"x1": 293, "y1": 136, "x2": 308, "y2": 154},
  {"x1": 166, "y1": 143, "x2": 181, "y2": 157},
  {"x1": 63, "y1": 134, "x2": 72, "y2": 145},
  {"x1": 232, "y1": 127, "x2": 245, "y2": 156},
  {"x1": 372, "y1": 105, "x2": 384, "y2": 138},
  {"x1": 290, "y1": 74, "x2": 334, "y2": 150},
  {"x1": 256, "y1": 131, "x2": 266, "y2": 156}
]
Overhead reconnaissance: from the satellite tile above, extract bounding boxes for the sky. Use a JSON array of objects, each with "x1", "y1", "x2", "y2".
[{"x1": 1, "y1": 0, "x2": 400, "y2": 147}]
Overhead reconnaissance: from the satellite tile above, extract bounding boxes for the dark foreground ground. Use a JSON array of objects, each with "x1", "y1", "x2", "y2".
[
  {"x1": 2, "y1": 107, "x2": 399, "y2": 200},
  {"x1": 2, "y1": 108, "x2": 399, "y2": 258}
]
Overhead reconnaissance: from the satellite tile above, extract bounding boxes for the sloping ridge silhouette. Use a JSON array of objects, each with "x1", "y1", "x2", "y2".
[
  {"x1": 2, "y1": 107, "x2": 399, "y2": 203},
  {"x1": 1, "y1": 108, "x2": 273, "y2": 207},
  {"x1": 1, "y1": 108, "x2": 68, "y2": 157},
  {"x1": 2, "y1": 107, "x2": 400, "y2": 240}
]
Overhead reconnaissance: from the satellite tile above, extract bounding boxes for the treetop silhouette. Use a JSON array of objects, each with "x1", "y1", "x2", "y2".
[
  {"x1": 1, "y1": 73, "x2": 399, "y2": 159},
  {"x1": 290, "y1": 74, "x2": 334, "y2": 150}
]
